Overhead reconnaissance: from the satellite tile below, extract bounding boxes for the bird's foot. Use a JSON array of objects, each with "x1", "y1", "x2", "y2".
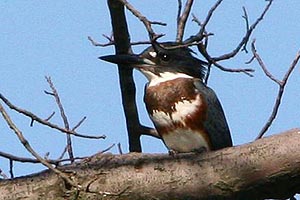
[
  {"x1": 194, "y1": 147, "x2": 208, "y2": 154},
  {"x1": 168, "y1": 149, "x2": 179, "y2": 157}
]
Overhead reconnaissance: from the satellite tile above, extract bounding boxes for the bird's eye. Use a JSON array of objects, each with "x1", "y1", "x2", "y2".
[{"x1": 158, "y1": 52, "x2": 170, "y2": 62}]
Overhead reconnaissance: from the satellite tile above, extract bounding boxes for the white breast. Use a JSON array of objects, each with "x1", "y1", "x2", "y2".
[
  {"x1": 163, "y1": 128, "x2": 209, "y2": 152},
  {"x1": 150, "y1": 94, "x2": 202, "y2": 127}
]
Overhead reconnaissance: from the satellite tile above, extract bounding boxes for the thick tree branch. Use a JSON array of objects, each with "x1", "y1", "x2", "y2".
[
  {"x1": 107, "y1": 0, "x2": 141, "y2": 152},
  {"x1": 106, "y1": 0, "x2": 161, "y2": 152},
  {"x1": 1, "y1": 129, "x2": 300, "y2": 199}
]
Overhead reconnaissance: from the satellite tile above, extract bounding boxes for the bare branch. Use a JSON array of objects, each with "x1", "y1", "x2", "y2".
[
  {"x1": 0, "y1": 168, "x2": 8, "y2": 179},
  {"x1": 191, "y1": 14, "x2": 213, "y2": 49},
  {"x1": 117, "y1": 143, "x2": 123, "y2": 155},
  {"x1": 117, "y1": 0, "x2": 166, "y2": 40},
  {"x1": 0, "y1": 151, "x2": 46, "y2": 164},
  {"x1": 184, "y1": 0, "x2": 274, "y2": 77},
  {"x1": 44, "y1": 111, "x2": 55, "y2": 121},
  {"x1": 88, "y1": 36, "x2": 152, "y2": 47},
  {"x1": 0, "y1": 102, "x2": 78, "y2": 187},
  {"x1": 177, "y1": 0, "x2": 182, "y2": 25},
  {"x1": 176, "y1": 0, "x2": 194, "y2": 42},
  {"x1": 197, "y1": 42, "x2": 254, "y2": 76},
  {"x1": 139, "y1": 125, "x2": 160, "y2": 139},
  {"x1": 250, "y1": 40, "x2": 281, "y2": 84},
  {"x1": 72, "y1": 116, "x2": 87, "y2": 131},
  {"x1": 251, "y1": 40, "x2": 300, "y2": 139},
  {"x1": 45, "y1": 76, "x2": 74, "y2": 162},
  {"x1": 88, "y1": 35, "x2": 114, "y2": 47},
  {"x1": 213, "y1": 0, "x2": 273, "y2": 61},
  {"x1": 97, "y1": 144, "x2": 116, "y2": 154},
  {"x1": 58, "y1": 146, "x2": 68, "y2": 160},
  {"x1": 184, "y1": 0, "x2": 223, "y2": 44},
  {"x1": 0, "y1": 151, "x2": 85, "y2": 166},
  {"x1": 107, "y1": 0, "x2": 142, "y2": 152},
  {"x1": 9, "y1": 160, "x2": 13, "y2": 179},
  {"x1": 0, "y1": 94, "x2": 105, "y2": 140},
  {"x1": 204, "y1": 64, "x2": 212, "y2": 84},
  {"x1": 241, "y1": 6, "x2": 250, "y2": 53},
  {"x1": 45, "y1": 77, "x2": 70, "y2": 130}
]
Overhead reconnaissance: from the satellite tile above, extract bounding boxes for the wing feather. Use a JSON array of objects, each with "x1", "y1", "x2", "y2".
[{"x1": 194, "y1": 80, "x2": 233, "y2": 150}]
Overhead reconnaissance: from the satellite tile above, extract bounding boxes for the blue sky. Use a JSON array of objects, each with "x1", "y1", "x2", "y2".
[{"x1": 0, "y1": 0, "x2": 300, "y2": 179}]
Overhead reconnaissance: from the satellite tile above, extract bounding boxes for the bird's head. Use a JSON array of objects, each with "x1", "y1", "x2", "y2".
[{"x1": 100, "y1": 42, "x2": 207, "y2": 83}]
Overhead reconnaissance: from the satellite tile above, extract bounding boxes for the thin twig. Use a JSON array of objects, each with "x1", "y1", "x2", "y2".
[
  {"x1": 9, "y1": 159, "x2": 13, "y2": 179},
  {"x1": 0, "y1": 94, "x2": 105, "y2": 139},
  {"x1": 191, "y1": 13, "x2": 201, "y2": 26},
  {"x1": 163, "y1": 41, "x2": 202, "y2": 50},
  {"x1": 58, "y1": 146, "x2": 68, "y2": 160},
  {"x1": 213, "y1": 0, "x2": 273, "y2": 61},
  {"x1": 184, "y1": 0, "x2": 223, "y2": 44},
  {"x1": 251, "y1": 40, "x2": 280, "y2": 84},
  {"x1": 0, "y1": 150, "x2": 87, "y2": 165},
  {"x1": 0, "y1": 168, "x2": 8, "y2": 179},
  {"x1": 0, "y1": 151, "x2": 48, "y2": 164},
  {"x1": 251, "y1": 40, "x2": 300, "y2": 139},
  {"x1": 72, "y1": 116, "x2": 87, "y2": 131},
  {"x1": 204, "y1": 64, "x2": 212, "y2": 84},
  {"x1": 177, "y1": 0, "x2": 182, "y2": 25},
  {"x1": 56, "y1": 117, "x2": 87, "y2": 160},
  {"x1": 139, "y1": 125, "x2": 160, "y2": 139},
  {"x1": 45, "y1": 76, "x2": 74, "y2": 162},
  {"x1": 97, "y1": 143, "x2": 116, "y2": 154},
  {"x1": 117, "y1": 143, "x2": 123, "y2": 155},
  {"x1": 30, "y1": 118, "x2": 34, "y2": 127},
  {"x1": 88, "y1": 35, "x2": 114, "y2": 47},
  {"x1": 0, "y1": 102, "x2": 79, "y2": 187},
  {"x1": 191, "y1": 14, "x2": 213, "y2": 49},
  {"x1": 88, "y1": 36, "x2": 152, "y2": 47},
  {"x1": 44, "y1": 111, "x2": 55, "y2": 121},
  {"x1": 197, "y1": 42, "x2": 254, "y2": 76},
  {"x1": 241, "y1": 6, "x2": 250, "y2": 53},
  {"x1": 176, "y1": 0, "x2": 194, "y2": 42},
  {"x1": 184, "y1": 0, "x2": 273, "y2": 77},
  {"x1": 184, "y1": 0, "x2": 263, "y2": 76},
  {"x1": 117, "y1": 0, "x2": 166, "y2": 40}
]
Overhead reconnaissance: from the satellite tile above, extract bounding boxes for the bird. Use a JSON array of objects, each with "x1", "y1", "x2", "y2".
[{"x1": 100, "y1": 42, "x2": 232, "y2": 153}]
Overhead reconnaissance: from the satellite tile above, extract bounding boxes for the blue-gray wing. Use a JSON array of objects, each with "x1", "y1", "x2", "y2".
[{"x1": 194, "y1": 80, "x2": 233, "y2": 150}]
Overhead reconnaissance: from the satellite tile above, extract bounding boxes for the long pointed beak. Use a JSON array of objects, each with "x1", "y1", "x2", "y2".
[{"x1": 99, "y1": 54, "x2": 155, "y2": 67}]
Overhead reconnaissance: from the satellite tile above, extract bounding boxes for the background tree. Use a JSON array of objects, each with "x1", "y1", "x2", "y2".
[{"x1": 0, "y1": 0, "x2": 300, "y2": 199}]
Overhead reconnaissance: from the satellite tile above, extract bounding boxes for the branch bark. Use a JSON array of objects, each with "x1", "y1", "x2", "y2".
[
  {"x1": 1, "y1": 129, "x2": 299, "y2": 200},
  {"x1": 107, "y1": 0, "x2": 142, "y2": 152}
]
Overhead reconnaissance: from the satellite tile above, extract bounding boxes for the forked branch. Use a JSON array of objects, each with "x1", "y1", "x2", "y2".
[
  {"x1": 0, "y1": 103, "x2": 78, "y2": 187},
  {"x1": 0, "y1": 94, "x2": 105, "y2": 140},
  {"x1": 176, "y1": 0, "x2": 194, "y2": 42},
  {"x1": 250, "y1": 40, "x2": 300, "y2": 139},
  {"x1": 117, "y1": 0, "x2": 166, "y2": 40},
  {"x1": 213, "y1": 0, "x2": 273, "y2": 61}
]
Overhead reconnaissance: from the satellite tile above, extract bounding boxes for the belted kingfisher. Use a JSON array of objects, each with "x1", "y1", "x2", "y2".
[{"x1": 100, "y1": 42, "x2": 232, "y2": 153}]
